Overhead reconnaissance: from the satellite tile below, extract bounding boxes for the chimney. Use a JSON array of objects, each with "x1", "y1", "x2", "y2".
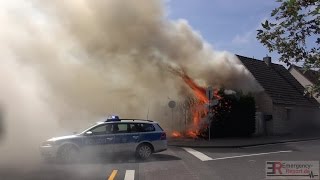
[{"x1": 263, "y1": 55, "x2": 271, "y2": 66}]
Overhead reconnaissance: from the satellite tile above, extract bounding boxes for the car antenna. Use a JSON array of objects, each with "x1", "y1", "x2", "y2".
[{"x1": 146, "y1": 106, "x2": 150, "y2": 120}]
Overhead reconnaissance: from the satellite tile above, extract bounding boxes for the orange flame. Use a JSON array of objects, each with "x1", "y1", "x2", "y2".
[
  {"x1": 186, "y1": 130, "x2": 198, "y2": 139},
  {"x1": 170, "y1": 67, "x2": 222, "y2": 139},
  {"x1": 214, "y1": 89, "x2": 222, "y2": 100},
  {"x1": 180, "y1": 71, "x2": 209, "y2": 138},
  {"x1": 181, "y1": 74, "x2": 209, "y2": 104},
  {"x1": 171, "y1": 131, "x2": 182, "y2": 138},
  {"x1": 169, "y1": 67, "x2": 208, "y2": 104}
]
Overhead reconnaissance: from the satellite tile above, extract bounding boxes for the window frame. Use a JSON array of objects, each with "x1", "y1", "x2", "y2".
[
  {"x1": 87, "y1": 123, "x2": 113, "y2": 135},
  {"x1": 113, "y1": 123, "x2": 130, "y2": 134}
]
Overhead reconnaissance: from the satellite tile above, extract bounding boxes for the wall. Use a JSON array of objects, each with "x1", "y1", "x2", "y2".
[
  {"x1": 272, "y1": 105, "x2": 292, "y2": 135},
  {"x1": 289, "y1": 68, "x2": 313, "y2": 87},
  {"x1": 253, "y1": 90, "x2": 320, "y2": 135},
  {"x1": 289, "y1": 106, "x2": 320, "y2": 135},
  {"x1": 253, "y1": 91, "x2": 274, "y2": 135},
  {"x1": 253, "y1": 91, "x2": 273, "y2": 113},
  {"x1": 289, "y1": 68, "x2": 320, "y2": 103},
  {"x1": 272, "y1": 104, "x2": 320, "y2": 135}
]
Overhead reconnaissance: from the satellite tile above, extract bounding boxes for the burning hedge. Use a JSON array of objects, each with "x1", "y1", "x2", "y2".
[
  {"x1": 172, "y1": 89, "x2": 256, "y2": 139},
  {"x1": 206, "y1": 90, "x2": 256, "y2": 138}
]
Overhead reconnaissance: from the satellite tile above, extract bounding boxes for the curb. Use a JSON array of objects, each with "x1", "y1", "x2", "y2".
[{"x1": 168, "y1": 137, "x2": 320, "y2": 148}]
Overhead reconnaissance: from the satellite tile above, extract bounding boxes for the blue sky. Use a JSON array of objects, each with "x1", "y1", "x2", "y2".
[{"x1": 166, "y1": 0, "x2": 281, "y2": 62}]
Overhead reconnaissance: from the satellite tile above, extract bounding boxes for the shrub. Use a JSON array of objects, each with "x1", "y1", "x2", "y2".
[{"x1": 209, "y1": 91, "x2": 256, "y2": 138}]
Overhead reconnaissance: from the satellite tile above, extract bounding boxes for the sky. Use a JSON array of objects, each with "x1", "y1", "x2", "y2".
[{"x1": 166, "y1": 0, "x2": 281, "y2": 63}]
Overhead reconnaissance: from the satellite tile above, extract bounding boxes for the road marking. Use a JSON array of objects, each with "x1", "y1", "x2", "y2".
[
  {"x1": 211, "y1": 150, "x2": 293, "y2": 161},
  {"x1": 124, "y1": 170, "x2": 135, "y2": 180},
  {"x1": 241, "y1": 139, "x2": 320, "y2": 149},
  {"x1": 183, "y1": 147, "x2": 213, "y2": 161},
  {"x1": 108, "y1": 170, "x2": 118, "y2": 180}
]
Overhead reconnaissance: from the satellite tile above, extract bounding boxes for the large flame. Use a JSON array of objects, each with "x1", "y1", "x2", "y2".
[
  {"x1": 170, "y1": 68, "x2": 221, "y2": 139},
  {"x1": 180, "y1": 73, "x2": 209, "y2": 104},
  {"x1": 171, "y1": 131, "x2": 182, "y2": 138}
]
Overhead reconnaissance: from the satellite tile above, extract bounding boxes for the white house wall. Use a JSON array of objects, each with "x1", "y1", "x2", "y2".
[
  {"x1": 289, "y1": 68, "x2": 320, "y2": 103},
  {"x1": 272, "y1": 105, "x2": 320, "y2": 135},
  {"x1": 290, "y1": 68, "x2": 313, "y2": 87},
  {"x1": 272, "y1": 105, "x2": 291, "y2": 135},
  {"x1": 289, "y1": 107, "x2": 320, "y2": 134},
  {"x1": 253, "y1": 91, "x2": 273, "y2": 135},
  {"x1": 253, "y1": 91, "x2": 273, "y2": 114}
]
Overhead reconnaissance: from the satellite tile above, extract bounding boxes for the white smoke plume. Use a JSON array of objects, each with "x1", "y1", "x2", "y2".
[{"x1": 0, "y1": 0, "x2": 261, "y2": 164}]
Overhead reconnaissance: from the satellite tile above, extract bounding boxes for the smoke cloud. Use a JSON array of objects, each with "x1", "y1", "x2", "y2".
[{"x1": 0, "y1": 0, "x2": 261, "y2": 164}]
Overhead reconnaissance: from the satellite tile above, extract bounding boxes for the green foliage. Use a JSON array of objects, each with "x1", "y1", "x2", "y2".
[
  {"x1": 257, "y1": 0, "x2": 320, "y2": 94},
  {"x1": 208, "y1": 91, "x2": 256, "y2": 138}
]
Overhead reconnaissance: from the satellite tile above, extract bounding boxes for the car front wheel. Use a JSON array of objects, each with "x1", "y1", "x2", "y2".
[{"x1": 57, "y1": 145, "x2": 79, "y2": 163}]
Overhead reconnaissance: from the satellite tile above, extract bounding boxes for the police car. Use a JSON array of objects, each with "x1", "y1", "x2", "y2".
[{"x1": 40, "y1": 116, "x2": 167, "y2": 162}]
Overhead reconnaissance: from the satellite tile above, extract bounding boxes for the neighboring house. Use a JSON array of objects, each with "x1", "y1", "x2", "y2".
[
  {"x1": 289, "y1": 65, "x2": 320, "y2": 103},
  {"x1": 237, "y1": 55, "x2": 319, "y2": 136}
]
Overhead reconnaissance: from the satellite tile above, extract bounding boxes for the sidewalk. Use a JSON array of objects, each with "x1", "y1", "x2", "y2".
[{"x1": 168, "y1": 133, "x2": 320, "y2": 148}]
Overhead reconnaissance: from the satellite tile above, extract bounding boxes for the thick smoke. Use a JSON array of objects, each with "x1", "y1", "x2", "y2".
[{"x1": 0, "y1": 0, "x2": 261, "y2": 164}]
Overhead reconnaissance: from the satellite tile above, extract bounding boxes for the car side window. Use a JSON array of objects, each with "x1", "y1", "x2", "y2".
[
  {"x1": 133, "y1": 123, "x2": 155, "y2": 132},
  {"x1": 113, "y1": 123, "x2": 129, "y2": 134},
  {"x1": 90, "y1": 124, "x2": 113, "y2": 135},
  {"x1": 141, "y1": 123, "x2": 155, "y2": 132},
  {"x1": 129, "y1": 123, "x2": 140, "y2": 133}
]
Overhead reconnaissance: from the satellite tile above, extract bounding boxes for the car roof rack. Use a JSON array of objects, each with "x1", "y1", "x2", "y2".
[
  {"x1": 105, "y1": 119, "x2": 154, "y2": 122},
  {"x1": 122, "y1": 119, "x2": 154, "y2": 122}
]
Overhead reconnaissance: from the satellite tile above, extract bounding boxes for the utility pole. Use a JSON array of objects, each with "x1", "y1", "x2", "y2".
[
  {"x1": 168, "y1": 100, "x2": 176, "y2": 131},
  {"x1": 185, "y1": 108, "x2": 187, "y2": 133},
  {"x1": 171, "y1": 108, "x2": 174, "y2": 130},
  {"x1": 206, "y1": 86, "x2": 219, "y2": 141}
]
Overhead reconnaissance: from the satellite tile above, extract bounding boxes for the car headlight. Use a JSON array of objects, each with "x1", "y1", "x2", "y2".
[{"x1": 41, "y1": 141, "x2": 55, "y2": 147}]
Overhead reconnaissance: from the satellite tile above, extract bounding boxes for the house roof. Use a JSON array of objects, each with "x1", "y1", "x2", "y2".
[
  {"x1": 289, "y1": 65, "x2": 320, "y2": 85},
  {"x1": 237, "y1": 55, "x2": 318, "y2": 107}
]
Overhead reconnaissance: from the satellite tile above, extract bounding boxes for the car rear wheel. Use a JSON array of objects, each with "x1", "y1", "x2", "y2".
[
  {"x1": 136, "y1": 144, "x2": 152, "y2": 160},
  {"x1": 58, "y1": 145, "x2": 79, "y2": 163}
]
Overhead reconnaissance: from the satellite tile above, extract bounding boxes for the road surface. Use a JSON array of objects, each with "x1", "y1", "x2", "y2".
[{"x1": 0, "y1": 140, "x2": 320, "y2": 180}]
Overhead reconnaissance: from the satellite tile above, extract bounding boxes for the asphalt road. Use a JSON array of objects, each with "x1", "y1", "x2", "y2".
[{"x1": 1, "y1": 140, "x2": 320, "y2": 180}]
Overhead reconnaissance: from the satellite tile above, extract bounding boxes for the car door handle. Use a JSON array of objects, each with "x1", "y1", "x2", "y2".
[
  {"x1": 132, "y1": 136, "x2": 139, "y2": 139},
  {"x1": 106, "y1": 137, "x2": 113, "y2": 140}
]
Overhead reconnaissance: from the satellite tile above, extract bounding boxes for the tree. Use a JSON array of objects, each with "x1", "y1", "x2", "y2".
[{"x1": 257, "y1": 0, "x2": 320, "y2": 94}]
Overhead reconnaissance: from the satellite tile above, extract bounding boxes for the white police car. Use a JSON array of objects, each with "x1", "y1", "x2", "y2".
[{"x1": 40, "y1": 116, "x2": 167, "y2": 162}]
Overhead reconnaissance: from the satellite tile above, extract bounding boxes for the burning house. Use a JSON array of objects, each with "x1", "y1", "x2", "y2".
[
  {"x1": 170, "y1": 55, "x2": 320, "y2": 138},
  {"x1": 170, "y1": 67, "x2": 254, "y2": 139},
  {"x1": 238, "y1": 55, "x2": 320, "y2": 136}
]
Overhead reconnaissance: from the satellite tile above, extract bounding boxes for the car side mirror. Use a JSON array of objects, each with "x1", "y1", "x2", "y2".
[{"x1": 85, "y1": 131, "x2": 93, "y2": 135}]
